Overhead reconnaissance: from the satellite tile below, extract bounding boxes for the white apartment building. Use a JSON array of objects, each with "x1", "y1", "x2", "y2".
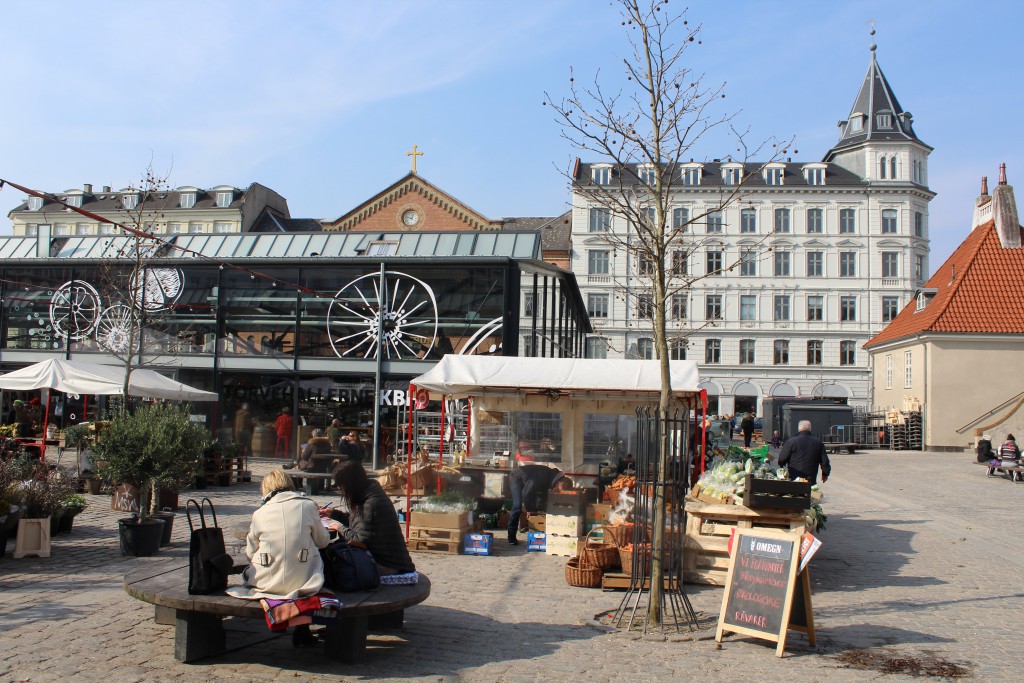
[{"x1": 567, "y1": 48, "x2": 934, "y2": 415}]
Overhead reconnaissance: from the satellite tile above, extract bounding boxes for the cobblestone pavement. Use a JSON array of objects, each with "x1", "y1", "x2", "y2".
[{"x1": 1, "y1": 451, "x2": 1019, "y2": 682}]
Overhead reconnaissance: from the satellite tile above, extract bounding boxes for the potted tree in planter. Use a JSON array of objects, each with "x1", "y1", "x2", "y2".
[
  {"x1": 12, "y1": 463, "x2": 75, "y2": 558},
  {"x1": 149, "y1": 405, "x2": 206, "y2": 546},
  {"x1": 0, "y1": 458, "x2": 27, "y2": 557},
  {"x1": 92, "y1": 402, "x2": 208, "y2": 556}
]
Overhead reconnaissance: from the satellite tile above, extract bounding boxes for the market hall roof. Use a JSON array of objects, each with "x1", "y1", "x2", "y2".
[{"x1": 0, "y1": 230, "x2": 542, "y2": 262}]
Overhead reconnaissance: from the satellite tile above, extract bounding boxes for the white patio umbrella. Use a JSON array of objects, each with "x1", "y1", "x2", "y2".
[{"x1": 0, "y1": 358, "x2": 217, "y2": 401}]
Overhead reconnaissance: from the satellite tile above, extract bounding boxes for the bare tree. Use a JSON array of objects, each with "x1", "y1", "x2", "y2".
[{"x1": 546, "y1": 0, "x2": 791, "y2": 624}]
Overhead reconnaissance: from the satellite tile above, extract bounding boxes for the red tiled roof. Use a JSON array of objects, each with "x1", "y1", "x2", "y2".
[{"x1": 865, "y1": 219, "x2": 1024, "y2": 348}]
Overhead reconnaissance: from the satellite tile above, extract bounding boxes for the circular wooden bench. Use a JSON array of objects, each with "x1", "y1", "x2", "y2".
[{"x1": 124, "y1": 560, "x2": 430, "y2": 663}]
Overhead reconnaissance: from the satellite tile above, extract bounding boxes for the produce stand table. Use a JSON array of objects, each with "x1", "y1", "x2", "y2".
[
  {"x1": 123, "y1": 560, "x2": 431, "y2": 663},
  {"x1": 684, "y1": 499, "x2": 806, "y2": 586}
]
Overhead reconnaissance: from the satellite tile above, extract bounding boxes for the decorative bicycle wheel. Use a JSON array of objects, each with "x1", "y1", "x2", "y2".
[
  {"x1": 49, "y1": 281, "x2": 102, "y2": 341},
  {"x1": 130, "y1": 267, "x2": 183, "y2": 311},
  {"x1": 327, "y1": 271, "x2": 438, "y2": 360},
  {"x1": 96, "y1": 304, "x2": 136, "y2": 353},
  {"x1": 458, "y1": 316, "x2": 503, "y2": 355}
]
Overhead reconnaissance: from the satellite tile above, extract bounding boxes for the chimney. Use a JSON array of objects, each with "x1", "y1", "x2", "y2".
[
  {"x1": 83, "y1": 183, "x2": 92, "y2": 193},
  {"x1": 102, "y1": 185, "x2": 111, "y2": 193},
  {"x1": 972, "y1": 176, "x2": 993, "y2": 230},
  {"x1": 992, "y1": 163, "x2": 1021, "y2": 249}
]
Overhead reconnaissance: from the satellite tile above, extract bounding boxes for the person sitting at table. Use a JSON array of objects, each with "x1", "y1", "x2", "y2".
[
  {"x1": 321, "y1": 460, "x2": 416, "y2": 575},
  {"x1": 228, "y1": 469, "x2": 331, "y2": 647},
  {"x1": 976, "y1": 435, "x2": 995, "y2": 463},
  {"x1": 297, "y1": 429, "x2": 333, "y2": 471},
  {"x1": 999, "y1": 434, "x2": 1020, "y2": 460}
]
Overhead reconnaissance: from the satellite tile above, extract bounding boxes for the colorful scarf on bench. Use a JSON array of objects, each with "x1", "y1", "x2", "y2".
[{"x1": 260, "y1": 592, "x2": 342, "y2": 631}]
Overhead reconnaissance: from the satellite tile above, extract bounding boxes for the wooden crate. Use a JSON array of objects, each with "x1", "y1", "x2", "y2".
[
  {"x1": 408, "y1": 524, "x2": 470, "y2": 554},
  {"x1": 408, "y1": 537, "x2": 464, "y2": 554},
  {"x1": 600, "y1": 571, "x2": 681, "y2": 591},
  {"x1": 684, "y1": 499, "x2": 805, "y2": 586},
  {"x1": 741, "y1": 475, "x2": 812, "y2": 510}
]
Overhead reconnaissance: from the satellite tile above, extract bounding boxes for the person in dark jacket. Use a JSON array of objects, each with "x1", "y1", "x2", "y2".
[
  {"x1": 976, "y1": 435, "x2": 995, "y2": 463},
  {"x1": 740, "y1": 413, "x2": 755, "y2": 448},
  {"x1": 322, "y1": 460, "x2": 415, "y2": 574},
  {"x1": 507, "y1": 464, "x2": 567, "y2": 545},
  {"x1": 778, "y1": 420, "x2": 831, "y2": 485}
]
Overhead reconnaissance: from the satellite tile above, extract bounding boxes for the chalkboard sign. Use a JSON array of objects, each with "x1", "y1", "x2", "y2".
[{"x1": 716, "y1": 528, "x2": 802, "y2": 657}]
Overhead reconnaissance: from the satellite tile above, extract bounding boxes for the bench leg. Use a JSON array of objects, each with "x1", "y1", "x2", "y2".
[
  {"x1": 174, "y1": 610, "x2": 226, "y2": 663},
  {"x1": 369, "y1": 609, "x2": 404, "y2": 630},
  {"x1": 154, "y1": 604, "x2": 175, "y2": 625},
  {"x1": 323, "y1": 615, "x2": 368, "y2": 663}
]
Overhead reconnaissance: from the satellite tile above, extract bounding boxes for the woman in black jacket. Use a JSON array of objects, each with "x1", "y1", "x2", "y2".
[{"x1": 321, "y1": 460, "x2": 415, "y2": 574}]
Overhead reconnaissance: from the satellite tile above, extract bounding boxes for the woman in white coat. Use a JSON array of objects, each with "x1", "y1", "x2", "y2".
[{"x1": 227, "y1": 469, "x2": 330, "y2": 646}]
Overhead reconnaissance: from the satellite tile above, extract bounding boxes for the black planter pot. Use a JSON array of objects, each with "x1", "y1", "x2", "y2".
[
  {"x1": 118, "y1": 517, "x2": 165, "y2": 557},
  {"x1": 50, "y1": 512, "x2": 63, "y2": 536},
  {"x1": 150, "y1": 512, "x2": 175, "y2": 546},
  {"x1": 58, "y1": 510, "x2": 78, "y2": 534}
]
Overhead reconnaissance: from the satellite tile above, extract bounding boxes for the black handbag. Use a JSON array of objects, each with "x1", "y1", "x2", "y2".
[
  {"x1": 187, "y1": 498, "x2": 233, "y2": 595},
  {"x1": 320, "y1": 539, "x2": 380, "y2": 591}
]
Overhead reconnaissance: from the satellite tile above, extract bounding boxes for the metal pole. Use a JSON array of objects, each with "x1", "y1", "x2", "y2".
[{"x1": 371, "y1": 263, "x2": 386, "y2": 471}]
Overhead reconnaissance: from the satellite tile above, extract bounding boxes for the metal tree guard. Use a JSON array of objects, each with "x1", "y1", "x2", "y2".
[{"x1": 613, "y1": 405, "x2": 701, "y2": 633}]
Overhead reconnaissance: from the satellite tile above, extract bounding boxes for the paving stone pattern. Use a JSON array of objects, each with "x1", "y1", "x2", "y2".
[{"x1": 0, "y1": 452, "x2": 1019, "y2": 682}]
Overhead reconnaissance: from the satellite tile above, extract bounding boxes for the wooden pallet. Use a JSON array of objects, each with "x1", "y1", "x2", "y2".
[
  {"x1": 408, "y1": 526, "x2": 468, "y2": 543},
  {"x1": 408, "y1": 537, "x2": 463, "y2": 554},
  {"x1": 600, "y1": 571, "x2": 681, "y2": 591},
  {"x1": 684, "y1": 499, "x2": 805, "y2": 586}
]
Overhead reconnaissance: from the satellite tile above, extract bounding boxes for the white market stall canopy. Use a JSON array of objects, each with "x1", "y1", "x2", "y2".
[
  {"x1": 412, "y1": 355, "x2": 701, "y2": 399},
  {"x1": 0, "y1": 358, "x2": 218, "y2": 402}
]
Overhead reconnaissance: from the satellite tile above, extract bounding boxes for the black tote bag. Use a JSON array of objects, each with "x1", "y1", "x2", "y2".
[{"x1": 187, "y1": 498, "x2": 233, "y2": 595}]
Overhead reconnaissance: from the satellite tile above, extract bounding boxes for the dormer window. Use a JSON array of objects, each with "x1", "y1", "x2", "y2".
[
  {"x1": 680, "y1": 164, "x2": 702, "y2": 186},
  {"x1": 763, "y1": 163, "x2": 785, "y2": 186},
  {"x1": 66, "y1": 194, "x2": 83, "y2": 208},
  {"x1": 180, "y1": 192, "x2": 196, "y2": 209},
  {"x1": 849, "y1": 113, "x2": 864, "y2": 133},
  {"x1": 592, "y1": 165, "x2": 612, "y2": 185},
  {"x1": 802, "y1": 164, "x2": 827, "y2": 186},
  {"x1": 876, "y1": 111, "x2": 892, "y2": 129},
  {"x1": 915, "y1": 289, "x2": 936, "y2": 312},
  {"x1": 637, "y1": 165, "x2": 656, "y2": 184},
  {"x1": 722, "y1": 164, "x2": 743, "y2": 185},
  {"x1": 122, "y1": 193, "x2": 139, "y2": 210},
  {"x1": 216, "y1": 191, "x2": 233, "y2": 207},
  {"x1": 28, "y1": 197, "x2": 43, "y2": 211}
]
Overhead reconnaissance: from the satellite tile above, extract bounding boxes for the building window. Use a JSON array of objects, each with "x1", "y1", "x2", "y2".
[
  {"x1": 637, "y1": 337, "x2": 654, "y2": 360},
  {"x1": 589, "y1": 208, "x2": 611, "y2": 232},
  {"x1": 705, "y1": 294, "x2": 723, "y2": 321},
  {"x1": 885, "y1": 355, "x2": 893, "y2": 389},
  {"x1": 75, "y1": 223, "x2": 91, "y2": 235},
  {"x1": 672, "y1": 207, "x2": 690, "y2": 231},
  {"x1": 840, "y1": 340, "x2": 856, "y2": 366},
  {"x1": 914, "y1": 254, "x2": 926, "y2": 281},
  {"x1": 637, "y1": 253, "x2": 655, "y2": 276},
  {"x1": 643, "y1": 207, "x2": 658, "y2": 228},
  {"x1": 122, "y1": 193, "x2": 138, "y2": 210},
  {"x1": 806, "y1": 208, "x2": 823, "y2": 234},
  {"x1": 638, "y1": 166, "x2": 656, "y2": 184},
  {"x1": 882, "y1": 296, "x2": 900, "y2": 322},
  {"x1": 807, "y1": 295, "x2": 824, "y2": 321},
  {"x1": 522, "y1": 336, "x2": 536, "y2": 357},
  {"x1": 66, "y1": 195, "x2": 82, "y2": 208},
  {"x1": 890, "y1": 156, "x2": 898, "y2": 179},
  {"x1": 637, "y1": 293, "x2": 654, "y2": 319},
  {"x1": 216, "y1": 191, "x2": 233, "y2": 207},
  {"x1": 807, "y1": 340, "x2": 823, "y2": 366},
  {"x1": 765, "y1": 167, "x2": 784, "y2": 186},
  {"x1": 740, "y1": 295, "x2": 756, "y2": 321},
  {"x1": 592, "y1": 166, "x2": 611, "y2": 185},
  {"x1": 904, "y1": 350, "x2": 913, "y2": 388},
  {"x1": 168, "y1": 222, "x2": 185, "y2": 234},
  {"x1": 681, "y1": 167, "x2": 701, "y2": 186},
  {"x1": 180, "y1": 192, "x2": 196, "y2": 209},
  {"x1": 839, "y1": 208, "x2": 856, "y2": 234},
  {"x1": 706, "y1": 211, "x2": 723, "y2": 233},
  {"x1": 774, "y1": 295, "x2": 790, "y2": 321},
  {"x1": 774, "y1": 208, "x2": 790, "y2": 233},
  {"x1": 586, "y1": 293, "x2": 607, "y2": 318},
  {"x1": 882, "y1": 252, "x2": 899, "y2": 278},
  {"x1": 740, "y1": 248, "x2": 757, "y2": 276},
  {"x1": 806, "y1": 251, "x2": 823, "y2": 277},
  {"x1": 774, "y1": 340, "x2": 789, "y2": 365},
  {"x1": 840, "y1": 251, "x2": 856, "y2": 277},
  {"x1": 740, "y1": 208, "x2": 756, "y2": 233},
  {"x1": 849, "y1": 115, "x2": 863, "y2": 132},
  {"x1": 914, "y1": 211, "x2": 924, "y2": 237},
  {"x1": 840, "y1": 296, "x2": 857, "y2": 321},
  {"x1": 670, "y1": 339, "x2": 687, "y2": 360},
  {"x1": 98, "y1": 223, "x2": 113, "y2": 235},
  {"x1": 705, "y1": 339, "x2": 721, "y2": 364},
  {"x1": 586, "y1": 337, "x2": 608, "y2": 359},
  {"x1": 523, "y1": 292, "x2": 535, "y2": 316},
  {"x1": 774, "y1": 251, "x2": 791, "y2": 277},
  {"x1": 877, "y1": 112, "x2": 891, "y2": 128},
  {"x1": 739, "y1": 339, "x2": 756, "y2": 364},
  {"x1": 706, "y1": 249, "x2": 723, "y2": 276},
  {"x1": 804, "y1": 167, "x2": 825, "y2": 185},
  {"x1": 214, "y1": 221, "x2": 232, "y2": 233},
  {"x1": 671, "y1": 295, "x2": 687, "y2": 320},
  {"x1": 189, "y1": 222, "x2": 204, "y2": 233},
  {"x1": 55, "y1": 224, "x2": 71, "y2": 236},
  {"x1": 671, "y1": 249, "x2": 688, "y2": 276},
  {"x1": 723, "y1": 167, "x2": 742, "y2": 185},
  {"x1": 882, "y1": 209, "x2": 898, "y2": 234},
  {"x1": 28, "y1": 197, "x2": 43, "y2": 211},
  {"x1": 588, "y1": 250, "x2": 610, "y2": 275}
]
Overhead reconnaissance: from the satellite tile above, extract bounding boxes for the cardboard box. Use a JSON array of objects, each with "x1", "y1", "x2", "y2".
[
  {"x1": 545, "y1": 534, "x2": 582, "y2": 557},
  {"x1": 585, "y1": 523, "x2": 605, "y2": 542},
  {"x1": 527, "y1": 513, "x2": 546, "y2": 532},
  {"x1": 545, "y1": 513, "x2": 583, "y2": 537},
  {"x1": 411, "y1": 510, "x2": 470, "y2": 529},
  {"x1": 586, "y1": 503, "x2": 612, "y2": 524},
  {"x1": 526, "y1": 531, "x2": 547, "y2": 552},
  {"x1": 546, "y1": 491, "x2": 586, "y2": 516},
  {"x1": 464, "y1": 532, "x2": 494, "y2": 556}
]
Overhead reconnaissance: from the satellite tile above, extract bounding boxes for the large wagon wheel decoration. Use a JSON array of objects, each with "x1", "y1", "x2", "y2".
[
  {"x1": 327, "y1": 271, "x2": 438, "y2": 360},
  {"x1": 130, "y1": 267, "x2": 184, "y2": 311},
  {"x1": 96, "y1": 304, "x2": 136, "y2": 353},
  {"x1": 458, "y1": 316, "x2": 503, "y2": 355},
  {"x1": 49, "y1": 281, "x2": 102, "y2": 341}
]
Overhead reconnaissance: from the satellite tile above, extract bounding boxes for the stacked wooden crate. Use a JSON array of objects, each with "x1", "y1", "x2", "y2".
[
  {"x1": 407, "y1": 510, "x2": 471, "y2": 554},
  {"x1": 545, "y1": 492, "x2": 586, "y2": 557}
]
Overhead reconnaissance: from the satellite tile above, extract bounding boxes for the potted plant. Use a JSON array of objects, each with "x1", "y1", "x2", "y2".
[
  {"x1": 92, "y1": 403, "x2": 208, "y2": 556},
  {"x1": 12, "y1": 463, "x2": 75, "y2": 558},
  {"x1": 57, "y1": 493, "x2": 86, "y2": 534},
  {"x1": 0, "y1": 458, "x2": 26, "y2": 557}
]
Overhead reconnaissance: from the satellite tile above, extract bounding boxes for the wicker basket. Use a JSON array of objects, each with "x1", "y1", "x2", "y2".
[
  {"x1": 565, "y1": 556, "x2": 603, "y2": 588},
  {"x1": 601, "y1": 523, "x2": 651, "y2": 548},
  {"x1": 618, "y1": 543, "x2": 652, "y2": 578},
  {"x1": 581, "y1": 528, "x2": 620, "y2": 570}
]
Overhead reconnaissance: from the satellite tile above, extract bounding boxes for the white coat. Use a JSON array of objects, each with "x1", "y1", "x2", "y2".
[{"x1": 226, "y1": 490, "x2": 331, "y2": 600}]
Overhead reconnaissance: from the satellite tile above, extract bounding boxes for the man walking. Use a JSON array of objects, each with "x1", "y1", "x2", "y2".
[
  {"x1": 740, "y1": 413, "x2": 755, "y2": 448},
  {"x1": 778, "y1": 420, "x2": 831, "y2": 485}
]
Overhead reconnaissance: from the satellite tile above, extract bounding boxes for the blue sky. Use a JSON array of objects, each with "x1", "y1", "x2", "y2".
[{"x1": 0, "y1": 1, "x2": 1020, "y2": 270}]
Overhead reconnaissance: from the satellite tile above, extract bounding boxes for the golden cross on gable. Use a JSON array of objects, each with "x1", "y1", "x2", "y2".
[{"x1": 407, "y1": 144, "x2": 424, "y2": 174}]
